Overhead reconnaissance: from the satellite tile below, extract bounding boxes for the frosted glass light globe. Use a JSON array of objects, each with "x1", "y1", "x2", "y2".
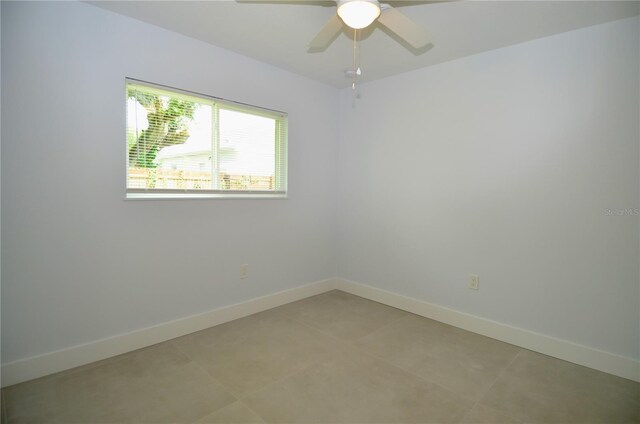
[{"x1": 337, "y1": 0, "x2": 381, "y2": 30}]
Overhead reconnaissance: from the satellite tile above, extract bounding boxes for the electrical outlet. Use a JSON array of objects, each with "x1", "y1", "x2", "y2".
[
  {"x1": 468, "y1": 274, "x2": 479, "y2": 290},
  {"x1": 240, "y1": 264, "x2": 249, "y2": 279}
]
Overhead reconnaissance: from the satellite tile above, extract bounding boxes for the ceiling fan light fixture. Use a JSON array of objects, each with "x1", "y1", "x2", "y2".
[{"x1": 337, "y1": 0, "x2": 380, "y2": 30}]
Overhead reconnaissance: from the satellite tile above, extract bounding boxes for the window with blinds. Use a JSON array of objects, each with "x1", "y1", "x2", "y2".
[{"x1": 126, "y1": 79, "x2": 287, "y2": 198}]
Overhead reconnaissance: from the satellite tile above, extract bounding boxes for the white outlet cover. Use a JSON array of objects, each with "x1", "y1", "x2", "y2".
[
  {"x1": 240, "y1": 264, "x2": 249, "y2": 279},
  {"x1": 468, "y1": 274, "x2": 479, "y2": 290}
]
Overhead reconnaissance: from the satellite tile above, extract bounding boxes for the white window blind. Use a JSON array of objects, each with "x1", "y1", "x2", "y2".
[{"x1": 126, "y1": 79, "x2": 287, "y2": 198}]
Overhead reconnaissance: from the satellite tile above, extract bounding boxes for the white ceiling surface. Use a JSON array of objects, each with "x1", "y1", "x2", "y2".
[{"x1": 89, "y1": 1, "x2": 640, "y2": 88}]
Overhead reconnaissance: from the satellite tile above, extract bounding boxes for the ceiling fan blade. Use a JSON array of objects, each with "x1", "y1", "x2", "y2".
[
  {"x1": 308, "y1": 14, "x2": 343, "y2": 50},
  {"x1": 236, "y1": 0, "x2": 335, "y2": 6},
  {"x1": 384, "y1": 0, "x2": 455, "y2": 6},
  {"x1": 377, "y1": 6, "x2": 432, "y2": 48}
]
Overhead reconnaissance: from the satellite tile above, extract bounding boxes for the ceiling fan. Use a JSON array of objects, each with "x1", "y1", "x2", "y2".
[
  {"x1": 238, "y1": 0, "x2": 433, "y2": 51},
  {"x1": 307, "y1": 0, "x2": 433, "y2": 51}
]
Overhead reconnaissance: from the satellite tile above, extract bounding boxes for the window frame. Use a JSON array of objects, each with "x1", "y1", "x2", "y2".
[{"x1": 125, "y1": 78, "x2": 288, "y2": 200}]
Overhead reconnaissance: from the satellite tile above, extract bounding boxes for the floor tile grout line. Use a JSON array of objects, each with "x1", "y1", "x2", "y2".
[
  {"x1": 307, "y1": 310, "x2": 484, "y2": 406},
  {"x1": 277, "y1": 300, "x2": 483, "y2": 410},
  {"x1": 276, "y1": 309, "x2": 352, "y2": 345},
  {"x1": 5, "y1": 340, "x2": 185, "y2": 392},
  {"x1": 456, "y1": 349, "x2": 523, "y2": 424},
  {"x1": 270, "y1": 294, "x2": 360, "y2": 344},
  {"x1": 227, "y1": 305, "x2": 379, "y2": 402},
  {"x1": 350, "y1": 310, "x2": 414, "y2": 342},
  {"x1": 2, "y1": 350, "x2": 129, "y2": 392},
  {"x1": 346, "y1": 339, "x2": 479, "y2": 406},
  {"x1": 9, "y1": 289, "x2": 637, "y2": 424},
  {"x1": 167, "y1": 313, "x2": 339, "y2": 418},
  {"x1": 171, "y1": 340, "x2": 241, "y2": 399},
  {"x1": 171, "y1": 322, "x2": 339, "y2": 424},
  {"x1": 340, "y1": 309, "x2": 532, "y2": 420},
  {"x1": 234, "y1": 354, "x2": 339, "y2": 404},
  {"x1": 169, "y1": 340, "x2": 242, "y2": 420},
  {"x1": 274, "y1": 301, "x2": 422, "y2": 374},
  {"x1": 275, "y1": 292, "x2": 413, "y2": 345},
  {"x1": 236, "y1": 398, "x2": 268, "y2": 423},
  {"x1": 164, "y1": 304, "x2": 340, "y2": 404},
  {"x1": 8, "y1": 292, "x2": 391, "y2": 395},
  {"x1": 477, "y1": 348, "x2": 522, "y2": 402},
  {"x1": 333, "y1": 337, "x2": 484, "y2": 423},
  {"x1": 280, "y1": 301, "x2": 482, "y2": 411},
  {"x1": 285, "y1": 297, "x2": 546, "y2": 417},
  {"x1": 231, "y1": 309, "x2": 388, "y2": 402},
  {"x1": 33, "y1": 307, "x2": 284, "y2": 394}
]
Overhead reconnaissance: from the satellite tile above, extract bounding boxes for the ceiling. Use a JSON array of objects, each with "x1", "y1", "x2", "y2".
[{"x1": 89, "y1": 0, "x2": 640, "y2": 88}]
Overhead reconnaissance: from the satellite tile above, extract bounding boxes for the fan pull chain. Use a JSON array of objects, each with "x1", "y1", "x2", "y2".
[
  {"x1": 357, "y1": 25, "x2": 362, "y2": 76},
  {"x1": 351, "y1": 28, "x2": 362, "y2": 96},
  {"x1": 352, "y1": 28, "x2": 357, "y2": 90}
]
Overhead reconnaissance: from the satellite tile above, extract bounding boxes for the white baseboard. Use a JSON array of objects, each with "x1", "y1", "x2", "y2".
[
  {"x1": 4, "y1": 277, "x2": 637, "y2": 387},
  {"x1": 1, "y1": 278, "x2": 338, "y2": 388},
  {"x1": 334, "y1": 278, "x2": 640, "y2": 382}
]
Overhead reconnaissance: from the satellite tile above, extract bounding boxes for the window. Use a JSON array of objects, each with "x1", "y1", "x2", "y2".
[{"x1": 126, "y1": 79, "x2": 287, "y2": 198}]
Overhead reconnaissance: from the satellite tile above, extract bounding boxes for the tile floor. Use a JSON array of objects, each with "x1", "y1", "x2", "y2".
[{"x1": 2, "y1": 290, "x2": 639, "y2": 423}]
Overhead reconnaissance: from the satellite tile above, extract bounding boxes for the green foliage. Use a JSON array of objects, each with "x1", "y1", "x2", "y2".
[
  {"x1": 128, "y1": 88, "x2": 198, "y2": 168},
  {"x1": 126, "y1": 128, "x2": 137, "y2": 150},
  {"x1": 134, "y1": 147, "x2": 159, "y2": 169}
]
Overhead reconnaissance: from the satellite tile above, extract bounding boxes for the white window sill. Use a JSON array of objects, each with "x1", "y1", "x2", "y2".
[{"x1": 126, "y1": 192, "x2": 288, "y2": 200}]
